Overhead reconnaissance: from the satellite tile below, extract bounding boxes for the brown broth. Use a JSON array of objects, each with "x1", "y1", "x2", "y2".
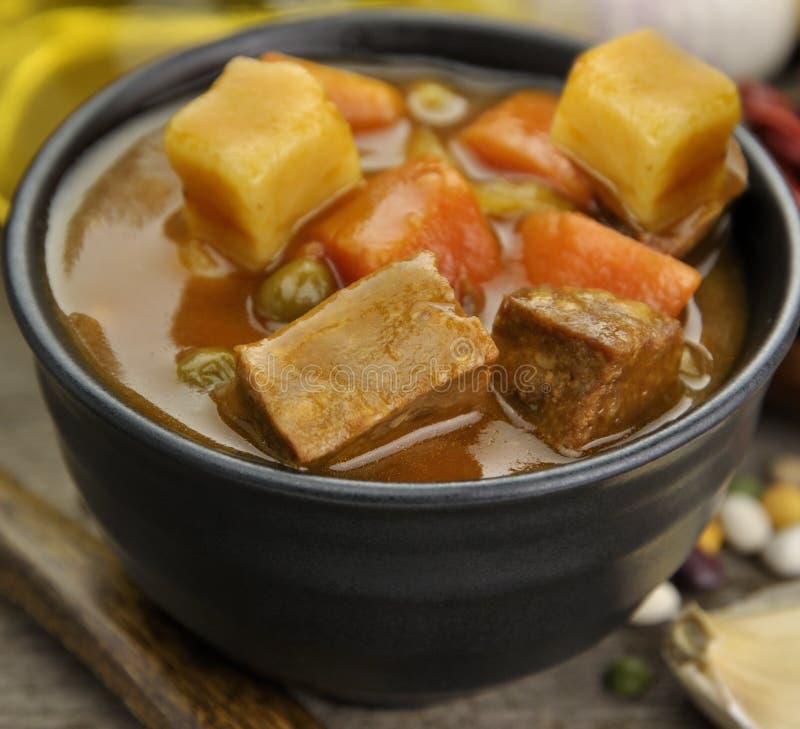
[{"x1": 46, "y1": 66, "x2": 748, "y2": 482}]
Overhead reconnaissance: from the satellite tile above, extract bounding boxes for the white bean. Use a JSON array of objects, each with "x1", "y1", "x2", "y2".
[
  {"x1": 629, "y1": 582, "x2": 681, "y2": 626},
  {"x1": 761, "y1": 525, "x2": 800, "y2": 577},
  {"x1": 719, "y1": 494, "x2": 773, "y2": 554}
]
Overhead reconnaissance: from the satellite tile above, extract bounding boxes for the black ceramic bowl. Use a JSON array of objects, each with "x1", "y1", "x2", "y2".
[{"x1": 4, "y1": 11, "x2": 800, "y2": 705}]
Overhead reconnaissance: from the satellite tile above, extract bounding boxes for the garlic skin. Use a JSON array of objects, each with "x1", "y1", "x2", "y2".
[
  {"x1": 719, "y1": 494, "x2": 773, "y2": 554},
  {"x1": 665, "y1": 582, "x2": 800, "y2": 729},
  {"x1": 629, "y1": 581, "x2": 681, "y2": 626}
]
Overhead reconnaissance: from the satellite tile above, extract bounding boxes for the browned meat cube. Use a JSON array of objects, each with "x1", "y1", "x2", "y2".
[
  {"x1": 492, "y1": 285, "x2": 683, "y2": 452},
  {"x1": 235, "y1": 252, "x2": 498, "y2": 465}
]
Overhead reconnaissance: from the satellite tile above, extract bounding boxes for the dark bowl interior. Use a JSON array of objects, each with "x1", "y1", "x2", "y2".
[{"x1": 4, "y1": 10, "x2": 800, "y2": 704}]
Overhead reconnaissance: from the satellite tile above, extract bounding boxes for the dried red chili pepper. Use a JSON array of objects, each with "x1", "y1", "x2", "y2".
[
  {"x1": 742, "y1": 81, "x2": 800, "y2": 409},
  {"x1": 741, "y1": 81, "x2": 800, "y2": 204}
]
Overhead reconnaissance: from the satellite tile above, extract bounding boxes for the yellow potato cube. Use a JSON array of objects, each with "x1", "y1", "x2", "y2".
[
  {"x1": 551, "y1": 30, "x2": 741, "y2": 233},
  {"x1": 164, "y1": 57, "x2": 362, "y2": 271}
]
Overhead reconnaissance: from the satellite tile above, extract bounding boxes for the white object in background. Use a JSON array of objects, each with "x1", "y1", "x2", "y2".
[
  {"x1": 527, "y1": 0, "x2": 798, "y2": 79},
  {"x1": 719, "y1": 494, "x2": 773, "y2": 554},
  {"x1": 762, "y1": 525, "x2": 800, "y2": 577},
  {"x1": 629, "y1": 581, "x2": 682, "y2": 626}
]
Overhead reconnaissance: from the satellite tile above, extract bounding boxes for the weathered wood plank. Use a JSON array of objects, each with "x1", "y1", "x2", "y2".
[{"x1": 0, "y1": 471, "x2": 321, "y2": 729}]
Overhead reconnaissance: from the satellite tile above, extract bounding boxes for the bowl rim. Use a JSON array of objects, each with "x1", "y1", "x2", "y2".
[{"x1": 4, "y1": 9, "x2": 800, "y2": 506}]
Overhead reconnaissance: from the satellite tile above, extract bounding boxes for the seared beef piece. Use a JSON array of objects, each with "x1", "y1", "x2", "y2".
[
  {"x1": 234, "y1": 252, "x2": 498, "y2": 465},
  {"x1": 492, "y1": 285, "x2": 683, "y2": 452}
]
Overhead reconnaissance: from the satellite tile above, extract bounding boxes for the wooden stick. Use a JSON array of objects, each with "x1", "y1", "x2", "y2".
[{"x1": 0, "y1": 470, "x2": 323, "y2": 729}]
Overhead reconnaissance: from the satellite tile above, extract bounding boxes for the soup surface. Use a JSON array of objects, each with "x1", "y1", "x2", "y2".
[{"x1": 46, "y1": 60, "x2": 748, "y2": 482}]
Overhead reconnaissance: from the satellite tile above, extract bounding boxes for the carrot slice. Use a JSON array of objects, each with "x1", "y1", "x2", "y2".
[
  {"x1": 261, "y1": 51, "x2": 405, "y2": 131},
  {"x1": 458, "y1": 91, "x2": 593, "y2": 207},
  {"x1": 520, "y1": 210, "x2": 701, "y2": 317},
  {"x1": 312, "y1": 156, "x2": 501, "y2": 292}
]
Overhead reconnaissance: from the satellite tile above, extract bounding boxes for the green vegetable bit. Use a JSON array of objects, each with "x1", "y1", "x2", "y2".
[
  {"x1": 729, "y1": 475, "x2": 763, "y2": 498},
  {"x1": 474, "y1": 178, "x2": 574, "y2": 218},
  {"x1": 603, "y1": 655, "x2": 654, "y2": 699},
  {"x1": 255, "y1": 256, "x2": 337, "y2": 323},
  {"x1": 406, "y1": 126, "x2": 449, "y2": 160},
  {"x1": 176, "y1": 347, "x2": 236, "y2": 391}
]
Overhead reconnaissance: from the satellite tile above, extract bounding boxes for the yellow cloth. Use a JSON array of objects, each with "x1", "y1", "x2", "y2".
[{"x1": 0, "y1": 1, "x2": 527, "y2": 222}]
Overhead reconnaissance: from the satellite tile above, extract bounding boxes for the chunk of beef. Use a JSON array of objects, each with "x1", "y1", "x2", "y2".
[
  {"x1": 492, "y1": 285, "x2": 683, "y2": 452},
  {"x1": 234, "y1": 252, "x2": 498, "y2": 465}
]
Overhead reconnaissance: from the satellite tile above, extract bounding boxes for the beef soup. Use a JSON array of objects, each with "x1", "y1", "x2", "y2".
[{"x1": 46, "y1": 30, "x2": 747, "y2": 482}]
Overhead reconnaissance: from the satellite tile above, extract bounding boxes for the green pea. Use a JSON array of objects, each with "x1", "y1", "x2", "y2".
[
  {"x1": 254, "y1": 257, "x2": 337, "y2": 323},
  {"x1": 729, "y1": 475, "x2": 763, "y2": 498},
  {"x1": 177, "y1": 347, "x2": 236, "y2": 391},
  {"x1": 603, "y1": 656, "x2": 654, "y2": 699}
]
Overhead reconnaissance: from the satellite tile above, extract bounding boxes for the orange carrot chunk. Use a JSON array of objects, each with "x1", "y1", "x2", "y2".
[
  {"x1": 520, "y1": 210, "x2": 701, "y2": 317},
  {"x1": 312, "y1": 156, "x2": 501, "y2": 292},
  {"x1": 261, "y1": 51, "x2": 405, "y2": 132},
  {"x1": 458, "y1": 91, "x2": 594, "y2": 207}
]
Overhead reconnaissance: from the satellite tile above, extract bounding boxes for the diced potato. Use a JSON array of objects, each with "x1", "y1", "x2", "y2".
[
  {"x1": 164, "y1": 57, "x2": 362, "y2": 271},
  {"x1": 261, "y1": 51, "x2": 405, "y2": 131},
  {"x1": 640, "y1": 140, "x2": 747, "y2": 258},
  {"x1": 551, "y1": 29, "x2": 741, "y2": 233},
  {"x1": 458, "y1": 91, "x2": 593, "y2": 207},
  {"x1": 311, "y1": 156, "x2": 500, "y2": 293},
  {"x1": 235, "y1": 252, "x2": 498, "y2": 465}
]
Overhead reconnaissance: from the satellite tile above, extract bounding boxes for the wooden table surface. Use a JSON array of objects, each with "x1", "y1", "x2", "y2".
[{"x1": 1, "y1": 270, "x2": 796, "y2": 729}]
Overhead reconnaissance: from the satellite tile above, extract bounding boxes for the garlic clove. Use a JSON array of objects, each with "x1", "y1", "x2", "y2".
[
  {"x1": 629, "y1": 581, "x2": 681, "y2": 626},
  {"x1": 664, "y1": 581, "x2": 800, "y2": 729}
]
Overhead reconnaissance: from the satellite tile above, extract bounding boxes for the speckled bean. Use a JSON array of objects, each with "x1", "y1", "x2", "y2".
[
  {"x1": 672, "y1": 547, "x2": 725, "y2": 592},
  {"x1": 761, "y1": 482, "x2": 800, "y2": 529},
  {"x1": 696, "y1": 519, "x2": 724, "y2": 556}
]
